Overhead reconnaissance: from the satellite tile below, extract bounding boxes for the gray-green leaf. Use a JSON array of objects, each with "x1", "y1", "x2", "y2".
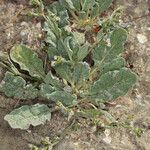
[
  {"x1": 54, "y1": 62, "x2": 72, "y2": 83},
  {"x1": 73, "y1": 62, "x2": 90, "y2": 86},
  {"x1": 40, "y1": 82, "x2": 77, "y2": 106},
  {"x1": 40, "y1": 83, "x2": 55, "y2": 99},
  {"x1": 0, "y1": 72, "x2": 38, "y2": 100},
  {"x1": 101, "y1": 57, "x2": 126, "y2": 74},
  {"x1": 72, "y1": 0, "x2": 81, "y2": 11},
  {"x1": 49, "y1": 91, "x2": 77, "y2": 106},
  {"x1": 48, "y1": 2, "x2": 69, "y2": 27},
  {"x1": 4, "y1": 104, "x2": 51, "y2": 129},
  {"x1": 77, "y1": 43, "x2": 90, "y2": 61},
  {"x1": 93, "y1": 28, "x2": 127, "y2": 66},
  {"x1": 10, "y1": 45, "x2": 45, "y2": 79},
  {"x1": 44, "y1": 72, "x2": 63, "y2": 89},
  {"x1": 61, "y1": 0, "x2": 75, "y2": 10},
  {"x1": 81, "y1": 0, "x2": 95, "y2": 11},
  {"x1": 110, "y1": 28, "x2": 127, "y2": 44},
  {"x1": 89, "y1": 68, "x2": 137, "y2": 102},
  {"x1": 72, "y1": 32, "x2": 85, "y2": 45},
  {"x1": 96, "y1": 0, "x2": 112, "y2": 12}
]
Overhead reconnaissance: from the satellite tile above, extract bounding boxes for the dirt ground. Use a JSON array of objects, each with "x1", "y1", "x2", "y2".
[{"x1": 0, "y1": 0, "x2": 150, "y2": 150}]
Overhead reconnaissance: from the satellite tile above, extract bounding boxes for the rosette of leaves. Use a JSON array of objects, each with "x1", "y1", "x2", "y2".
[
  {"x1": 0, "y1": 28, "x2": 136, "y2": 129},
  {"x1": 0, "y1": 1, "x2": 137, "y2": 130}
]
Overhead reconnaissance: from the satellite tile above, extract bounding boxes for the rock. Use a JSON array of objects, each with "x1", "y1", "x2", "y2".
[
  {"x1": 102, "y1": 136, "x2": 112, "y2": 144},
  {"x1": 20, "y1": 21, "x2": 28, "y2": 27},
  {"x1": 104, "y1": 129, "x2": 111, "y2": 137},
  {"x1": 137, "y1": 34, "x2": 148, "y2": 44},
  {"x1": 102, "y1": 129, "x2": 112, "y2": 144},
  {"x1": 36, "y1": 22, "x2": 42, "y2": 29}
]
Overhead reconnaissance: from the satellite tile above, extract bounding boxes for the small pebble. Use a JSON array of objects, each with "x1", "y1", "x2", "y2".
[
  {"x1": 103, "y1": 136, "x2": 112, "y2": 144},
  {"x1": 36, "y1": 22, "x2": 41, "y2": 29},
  {"x1": 20, "y1": 21, "x2": 28, "y2": 27},
  {"x1": 137, "y1": 34, "x2": 147, "y2": 44}
]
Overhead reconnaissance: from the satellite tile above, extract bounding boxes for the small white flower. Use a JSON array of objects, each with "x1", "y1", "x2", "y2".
[
  {"x1": 51, "y1": 61, "x2": 56, "y2": 67},
  {"x1": 54, "y1": 56, "x2": 58, "y2": 60}
]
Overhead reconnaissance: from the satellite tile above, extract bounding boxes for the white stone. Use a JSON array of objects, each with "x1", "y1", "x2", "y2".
[
  {"x1": 104, "y1": 129, "x2": 111, "y2": 136},
  {"x1": 20, "y1": 21, "x2": 28, "y2": 27},
  {"x1": 102, "y1": 136, "x2": 112, "y2": 144},
  {"x1": 36, "y1": 22, "x2": 41, "y2": 28},
  {"x1": 20, "y1": 29, "x2": 28, "y2": 37},
  {"x1": 137, "y1": 34, "x2": 147, "y2": 44}
]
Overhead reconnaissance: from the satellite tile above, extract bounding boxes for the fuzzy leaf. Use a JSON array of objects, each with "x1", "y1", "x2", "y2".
[
  {"x1": 81, "y1": 0, "x2": 95, "y2": 11},
  {"x1": 54, "y1": 62, "x2": 72, "y2": 83},
  {"x1": 48, "y1": 91, "x2": 77, "y2": 106},
  {"x1": 61, "y1": 0, "x2": 75, "y2": 10},
  {"x1": 64, "y1": 37, "x2": 74, "y2": 60},
  {"x1": 69, "y1": 35, "x2": 90, "y2": 62},
  {"x1": 73, "y1": 62, "x2": 90, "y2": 86},
  {"x1": 44, "y1": 11, "x2": 74, "y2": 60},
  {"x1": 56, "y1": 39, "x2": 70, "y2": 59},
  {"x1": 4, "y1": 104, "x2": 51, "y2": 129},
  {"x1": 44, "y1": 72, "x2": 63, "y2": 89},
  {"x1": 44, "y1": 22, "x2": 57, "y2": 47},
  {"x1": 43, "y1": 10, "x2": 67, "y2": 54},
  {"x1": 48, "y1": 2, "x2": 69, "y2": 27},
  {"x1": 96, "y1": 0, "x2": 112, "y2": 12},
  {"x1": 77, "y1": 43, "x2": 89, "y2": 61},
  {"x1": 72, "y1": 32, "x2": 85, "y2": 45},
  {"x1": 72, "y1": 0, "x2": 81, "y2": 11},
  {"x1": 89, "y1": 68, "x2": 137, "y2": 102},
  {"x1": 40, "y1": 83, "x2": 55, "y2": 99},
  {"x1": 101, "y1": 57, "x2": 126, "y2": 74},
  {"x1": 40, "y1": 82, "x2": 77, "y2": 106},
  {"x1": 110, "y1": 28, "x2": 127, "y2": 44},
  {"x1": 58, "y1": 10, "x2": 70, "y2": 27},
  {"x1": 40, "y1": 72, "x2": 64, "y2": 99},
  {"x1": 45, "y1": 17, "x2": 73, "y2": 60},
  {"x1": 44, "y1": 11, "x2": 61, "y2": 38},
  {"x1": 93, "y1": 28, "x2": 127, "y2": 67},
  {"x1": 0, "y1": 72, "x2": 38, "y2": 100},
  {"x1": 10, "y1": 45, "x2": 45, "y2": 79}
]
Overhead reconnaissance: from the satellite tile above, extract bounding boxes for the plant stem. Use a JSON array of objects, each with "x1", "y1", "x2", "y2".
[{"x1": 69, "y1": 10, "x2": 79, "y2": 21}]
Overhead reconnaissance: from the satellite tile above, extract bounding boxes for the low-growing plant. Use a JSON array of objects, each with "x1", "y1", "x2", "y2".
[
  {"x1": 0, "y1": 0, "x2": 136, "y2": 132},
  {"x1": 29, "y1": 136, "x2": 59, "y2": 150}
]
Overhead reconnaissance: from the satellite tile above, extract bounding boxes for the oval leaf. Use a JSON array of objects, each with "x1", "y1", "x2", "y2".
[
  {"x1": 93, "y1": 28, "x2": 127, "y2": 66},
  {"x1": 4, "y1": 104, "x2": 51, "y2": 129},
  {"x1": 54, "y1": 62, "x2": 72, "y2": 83},
  {"x1": 49, "y1": 91, "x2": 77, "y2": 106},
  {"x1": 0, "y1": 72, "x2": 38, "y2": 100},
  {"x1": 44, "y1": 72, "x2": 63, "y2": 89},
  {"x1": 73, "y1": 62, "x2": 90, "y2": 86},
  {"x1": 82, "y1": 0, "x2": 95, "y2": 11},
  {"x1": 101, "y1": 57, "x2": 126, "y2": 74},
  {"x1": 10, "y1": 44, "x2": 45, "y2": 79},
  {"x1": 96, "y1": 0, "x2": 112, "y2": 12},
  {"x1": 90, "y1": 68, "x2": 137, "y2": 102}
]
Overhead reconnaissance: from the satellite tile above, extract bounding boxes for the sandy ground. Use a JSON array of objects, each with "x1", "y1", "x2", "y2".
[{"x1": 0, "y1": 0, "x2": 150, "y2": 150}]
